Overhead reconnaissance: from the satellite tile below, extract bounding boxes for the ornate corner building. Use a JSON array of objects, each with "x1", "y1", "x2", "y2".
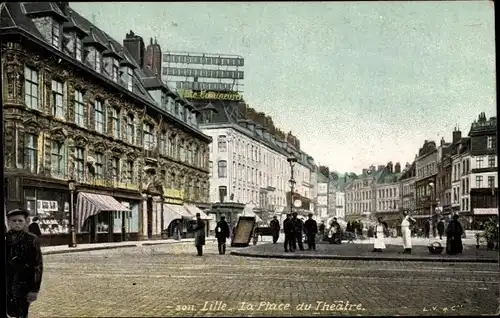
[{"x1": 1, "y1": 2, "x2": 211, "y2": 245}]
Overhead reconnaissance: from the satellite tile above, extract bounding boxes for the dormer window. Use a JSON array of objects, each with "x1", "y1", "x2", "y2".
[
  {"x1": 95, "y1": 51, "x2": 102, "y2": 73},
  {"x1": 112, "y1": 59, "x2": 119, "y2": 82},
  {"x1": 52, "y1": 21, "x2": 60, "y2": 48},
  {"x1": 127, "y1": 68, "x2": 133, "y2": 91},
  {"x1": 75, "y1": 37, "x2": 83, "y2": 62}
]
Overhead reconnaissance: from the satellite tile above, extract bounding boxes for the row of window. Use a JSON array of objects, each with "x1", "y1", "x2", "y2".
[
  {"x1": 25, "y1": 66, "x2": 204, "y2": 168},
  {"x1": 25, "y1": 133, "x2": 206, "y2": 198},
  {"x1": 417, "y1": 162, "x2": 436, "y2": 180},
  {"x1": 378, "y1": 187, "x2": 398, "y2": 199},
  {"x1": 216, "y1": 185, "x2": 286, "y2": 207},
  {"x1": 346, "y1": 202, "x2": 371, "y2": 214},
  {"x1": 164, "y1": 55, "x2": 244, "y2": 67},
  {"x1": 164, "y1": 67, "x2": 244, "y2": 80},
  {"x1": 487, "y1": 136, "x2": 496, "y2": 149},
  {"x1": 377, "y1": 200, "x2": 399, "y2": 211}
]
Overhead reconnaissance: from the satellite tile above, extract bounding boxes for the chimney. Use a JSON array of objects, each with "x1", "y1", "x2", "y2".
[
  {"x1": 440, "y1": 137, "x2": 445, "y2": 146},
  {"x1": 150, "y1": 37, "x2": 153, "y2": 46},
  {"x1": 387, "y1": 161, "x2": 393, "y2": 173},
  {"x1": 452, "y1": 128, "x2": 461, "y2": 144},
  {"x1": 395, "y1": 162, "x2": 401, "y2": 173},
  {"x1": 362, "y1": 169, "x2": 368, "y2": 175}
]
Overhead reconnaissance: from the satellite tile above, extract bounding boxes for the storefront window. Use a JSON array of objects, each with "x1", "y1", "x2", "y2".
[{"x1": 24, "y1": 188, "x2": 69, "y2": 235}]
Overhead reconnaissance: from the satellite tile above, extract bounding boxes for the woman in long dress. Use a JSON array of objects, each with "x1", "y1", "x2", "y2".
[
  {"x1": 373, "y1": 218, "x2": 387, "y2": 252},
  {"x1": 401, "y1": 210, "x2": 415, "y2": 254}
]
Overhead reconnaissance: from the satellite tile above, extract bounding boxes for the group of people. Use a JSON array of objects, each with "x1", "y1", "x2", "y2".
[{"x1": 271, "y1": 212, "x2": 318, "y2": 252}]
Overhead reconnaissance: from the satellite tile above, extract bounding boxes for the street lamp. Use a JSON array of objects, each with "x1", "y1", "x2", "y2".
[
  {"x1": 287, "y1": 156, "x2": 297, "y2": 214},
  {"x1": 428, "y1": 181, "x2": 435, "y2": 238},
  {"x1": 68, "y1": 179, "x2": 77, "y2": 248}
]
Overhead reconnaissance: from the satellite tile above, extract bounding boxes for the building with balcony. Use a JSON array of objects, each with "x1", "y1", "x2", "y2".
[
  {"x1": 436, "y1": 137, "x2": 453, "y2": 218},
  {"x1": 468, "y1": 113, "x2": 498, "y2": 222},
  {"x1": 414, "y1": 140, "x2": 438, "y2": 230},
  {"x1": 374, "y1": 162, "x2": 402, "y2": 226},
  {"x1": 399, "y1": 162, "x2": 416, "y2": 215},
  {"x1": 2, "y1": 2, "x2": 211, "y2": 245},
  {"x1": 202, "y1": 120, "x2": 315, "y2": 225},
  {"x1": 344, "y1": 166, "x2": 382, "y2": 221}
]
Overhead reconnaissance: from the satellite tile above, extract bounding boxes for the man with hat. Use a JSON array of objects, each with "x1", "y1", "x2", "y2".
[
  {"x1": 6, "y1": 208, "x2": 44, "y2": 318},
  {"x1": 193, "y1": 212, "x2": 206, "y2": 256},
  {"x1": 215, "y1": 215, "x2": 230, "y2": 255},
  {"x1": 304, "y1": 213, "x2": 318, "y2": 251}
]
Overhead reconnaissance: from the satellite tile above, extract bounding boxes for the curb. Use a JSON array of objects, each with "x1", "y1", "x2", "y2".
[
  {"x1": 43, "y1": 244, "x2": 138, "y2": 255},
  {"x1": 43, "y1": 239, "x2": 218, "y2": 255},
  {"x1": 229, "y1": 251, "x2": 499, "y2": 263}
]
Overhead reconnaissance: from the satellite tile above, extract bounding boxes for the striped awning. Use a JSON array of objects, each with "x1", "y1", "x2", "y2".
[
  {"x1": 164, "y1": 203, "x2": 191, "y2": 218},
  {"x1": 76, "y1": 192, "x2": 130, "y2": 229}
]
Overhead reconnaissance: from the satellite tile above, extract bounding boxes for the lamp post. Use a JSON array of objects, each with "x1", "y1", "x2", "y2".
[
  {"x1": 68, "y1": 179, "x2": 77, "y2": 247},
  {"x1": 428, "y1": 181, "x2": 435, "y2": 238},
  {"x1": 287, "y1": 156, "x2": 297, "y2": 214}
]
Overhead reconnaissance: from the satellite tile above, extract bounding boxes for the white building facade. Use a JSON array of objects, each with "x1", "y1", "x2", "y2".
[
  {"x1": 316, "y1": 180, "x2": 329, "y2": 218},
  {"x1": 335, "y1": 192, "x2": 345, "y2": 219},
  {"x1": 202, "y1": 122, "x2": 314, "y2": 213}
]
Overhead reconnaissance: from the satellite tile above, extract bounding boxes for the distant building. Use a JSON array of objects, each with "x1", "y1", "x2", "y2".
[
  {"x1": 414, "y1": 140, "x2": 439, "y2": 230},
  {"x1": 468, "y1": 113, "x2": 498, "y2": 222},
  {"x1": 399, "y1": 162, "x2": 416, "y2": 215},
  {"x1": 316, "y1": 172, "x2": 329, "y2": 219},
  {"x1": 374, "y1": 162, "x2": 402, "y2": 226}
]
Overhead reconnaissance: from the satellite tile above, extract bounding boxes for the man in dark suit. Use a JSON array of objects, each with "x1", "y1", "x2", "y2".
[
  {"x1": 6, "y1": 209, "x2": 44, "y2": 318},
  {"x1": 215, "y1": 216, "x2": 230, "y2": 254},
  {"x1": 304, "y1": 213, "x2": 318, "y2": 251},
  {"x1": 292, "y1": 212, "x2": 305, "y2": 251},
  {"x1": 28, "y1": 216, "x2": 42, "y2": 237},
  {"x1": 270, "y1": 216, "x2": 280, "y2": 244},
  {"x1": 283, "y1": 214, "x2": 294, "y2": 252}
]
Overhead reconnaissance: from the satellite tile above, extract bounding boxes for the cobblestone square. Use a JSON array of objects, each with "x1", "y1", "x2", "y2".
[{"x1": 30, "y1": 242, "x2": 499, "y2": 317}]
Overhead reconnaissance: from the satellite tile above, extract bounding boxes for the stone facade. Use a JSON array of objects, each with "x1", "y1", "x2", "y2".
[{"x1": 2, "y1": 17, "x2": 210, "y2": 244}]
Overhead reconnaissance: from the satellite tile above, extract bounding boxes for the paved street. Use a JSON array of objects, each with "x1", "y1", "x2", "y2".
[{"x1": 31, "y1": 241, "x2": 498, "y2": 317}]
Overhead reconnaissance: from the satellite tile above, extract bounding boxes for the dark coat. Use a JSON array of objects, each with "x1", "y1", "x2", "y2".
[
  {"x1": 304, "y1": 219, "x2": 318, "y2": 235},
  {"x1": 283, "y1": 218, "x2": 294, "y2": 234},
  {"x1": 28, "y1": 222, "x2": 42, "y2": 237},
  {"x1": 270, "y1": 219, "x2": 280, "y2": 234},
  {"x1": 292, "y1": 218, "x2": 303, "y2": 234},
  {"x1": 215, "y1": 220, "x2": 230, "y2": 239},
  {"x1": 446, "y1": 219, "x2": 463, "y2": 255},
  {"x1": 437, "y1": 221, "x2": 445, "y2": 234},
  {"x1": 193, "y1": 219, "x2": 206, "y2": 246},
  {"x1": 6, "y1": 230, "x2": 43, "y2": 299}
]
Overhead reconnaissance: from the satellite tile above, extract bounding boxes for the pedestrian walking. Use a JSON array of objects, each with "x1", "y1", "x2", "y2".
[
  {"x1": 192, "y1": 213, "x2": 206, "y2": 256},
  {"x1": 215, "y1": 216, "x2": 230, "y2": 255},
  {"x1": 283, "y1": 214, "x2": 294, "y2": 252},
  {"x1": 372, "y1": 218, "x2": 387, "y2": 252},
  {"x1": 270, "y1": 216, "x2": 280, "y2": 244},
  {"x1": 437, "y1": 218, "x2": 445, "y2": 240},
  {"x1": 28, "y1": 216, "x2": 42, "y2": 237},
  {"x1": 401, "y1": 210, "x2": 416, "y2": 254},
  {"x1": 318, "y1": 221, "x2": 325, "y2": 241},
  {"x1": 291, "y1": 212, "x2": 304, "y2": 251},
  {"x1": 304, "y1": 213, "x2": 318, "y2": 251},
  {"x1": 424, "y1": 220, "x2": 430, "y2": 239},
  {"x1": 6, "y1": 208, "x2": 43, "y2": 318},
  {"x1": 446, "y1": 214, "x2": 463, "y2": 255},
  {"x1": 329, "y1": 218, "x2": 341, "y2": 244}
]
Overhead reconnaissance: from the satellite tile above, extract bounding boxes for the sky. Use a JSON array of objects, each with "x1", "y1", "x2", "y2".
[{"x1": 71, "y1": 1, "x2": 496, "y2": 173}]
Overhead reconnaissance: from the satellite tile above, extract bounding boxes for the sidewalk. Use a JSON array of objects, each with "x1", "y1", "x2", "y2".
[
  {"x1": 231, "y1": 240, "x2": 498, "y2": 263},
  {"x1": 42, "y1": 237, "x2": 216, "y2": 255}
]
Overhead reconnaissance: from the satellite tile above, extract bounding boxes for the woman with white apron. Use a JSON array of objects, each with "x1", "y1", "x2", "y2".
[
  {"x1": 373, "y1": 218, "x2": 386, "y2": 252},
  {"x1": 401, "y1": 211, "x2": 415, "y2": 254}
]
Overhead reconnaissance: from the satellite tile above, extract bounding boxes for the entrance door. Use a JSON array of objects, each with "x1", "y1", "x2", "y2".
[{"x1": 147, "y1": 198, "x2": 153, "y2": 239}]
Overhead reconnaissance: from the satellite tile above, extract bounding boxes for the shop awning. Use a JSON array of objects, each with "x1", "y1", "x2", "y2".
[
  {"x1": 184, "y1": 204, "x2": 211, "y2": 220},
  {"x1": 76, "y1": 192, "x2": 130, "y2": 228},
  {"x1": 162, "y1": 203, "x2": 191, "y2": 230}
]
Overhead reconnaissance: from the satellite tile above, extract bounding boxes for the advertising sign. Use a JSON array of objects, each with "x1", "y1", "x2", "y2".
[{"x1": 180, "y1": 89, "x2": 242, "y2": 101}]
